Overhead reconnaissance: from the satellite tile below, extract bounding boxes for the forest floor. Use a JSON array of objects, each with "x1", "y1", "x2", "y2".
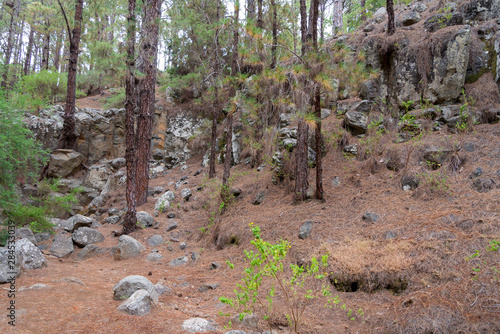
[{"x1": 1, "y1": 95, "x2": 499, "y2": 334}]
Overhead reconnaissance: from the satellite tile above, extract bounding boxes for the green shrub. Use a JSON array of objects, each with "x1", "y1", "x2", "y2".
[
  {"x1": 103, "y1": 87, "x2": 125, "y2": 109},
  {"x1": 15, "y1": 70, "x2": 67, "y2": 105}
]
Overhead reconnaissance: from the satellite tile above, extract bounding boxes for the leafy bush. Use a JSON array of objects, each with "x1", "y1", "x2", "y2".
[
  {"x1": 15, "y1": 70, "x2": 67, "y2": 105},
  {"x1": 103, "y1": 87, "x2": 126, "y2": 109}
]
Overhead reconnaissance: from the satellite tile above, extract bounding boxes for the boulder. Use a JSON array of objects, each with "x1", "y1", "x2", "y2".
[
  {"x1": 136, "y1": 211, "x2": 154, "y2": 227},
  {"x1": 155, "y1": 192, "x2": 172, "y2": 212},
  {"x1": 148, "y1": 235, "x2": 164, "y2": 247},
  {"x1": 252, "y1": 191, "x2": 266, "y2": 205},
  {"x1": 163, "y1": 114, "x2": 202, "y2": 168},
  {"x1": 78, "y1": 244, "x2": 109, "y2": 260},
  {"x1": 15, "y1": 228, "x2": 37, "y2": 245},
  {"x1": 0, "y1": 247, "x2": 23, "y2": 283},
  {"x1": 84, "y1": 164, "x2": 113, "y2": 191},
  {"x1": 403, "y1": 11, "x2": 420, "y2": 26},
  {"x1": 50, "y1": 233, "x2": 74, "y2": 258},
  {"x1": 181, "y1": 188, "x2": 192, "y2": 201},
  {"x1": 182, "y1": 318, "x2": 217, "y2": 333},
  {"x1": 15, "y1": 238, "x2": 47, "y2": 269},
  {"x1": 58, "y1": 214, "x2": 94, "y2": 233},
  {"x1": 345, "y1": 111, "x2": 368, "y2": 135},
  {"x1": 101, "y1": 170, "x2": 126, "y2": 196},
  {"x1": 423, "y1": 13, "x2": 463, "y2": 33},
  {"x1": 169, "y1": 256, "x2": 188, "y2": 267},
  {"x1": 117, "y1": 289, "x2": 154, "y2": 316},
  {"x1": 47, "y1": 149, "x2": 84, "y2": 178},
  {"x1": 113, "y1": 275, "x2": 159, "y2": 302},
  {"x1": 146, "y1": 253, "x2": 163, "y2": 263},
  {"x1": 114, "y1": 235, "x2": 146, "y2": 260},
  {"x1": 299, "y1": 221, "x2": 314, "y2": 239},
  {"x1": 72, "y1": 227, "x2": 105, "y2": 247}
]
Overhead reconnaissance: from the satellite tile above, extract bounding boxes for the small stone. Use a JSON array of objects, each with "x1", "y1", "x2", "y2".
[
  {"x1": 210, "y1": 262, "x2": 220, "y2": 270},
  {"x1": 181, "y1": 188, "x2": 192, "y2": 201},
  {"x1": 230, "y1": 187, "x2": 242, "y2": 198},
  {"x1": 299, "y1": 221, "x2": 314, "y2": 239},
  {"x1": 15, "y1": 228, "x2": 37, "y2": 245},
  {"x1": 50, "y1": 233, "x2": 74, "y2": 258},
  {"x1": 167, "y1": 213, "x2": 176, "y2": 219},
  {"x1": 343, "y1": 144, "x2": 358, "y2": 155},
  {"x1": 401, "y1": 175, "x2": 419, "y2": 191},
  {"x1": 470, "y1": 167, "x2": 483, "y2": 178},
  {"x1": 252, "y1": 191, "x2": 265, "y2": 205},
  {"x1": 198, "y1": 283, "x2": 220, "y2": 292},
  {"x1": 332, "y1": 176, "x2": 340, "y2": 186},
  {"x1": 34, "y1": 232, "x2": 51, "y2": 244},
  {"x1": 472, "y1": 178, "x2": 496, "y2": 193},
  {"x1": 179, "y1": 242, "x2": 187, "y2": 250},
  {"x1": 148, "y1": 235, "x2": 164, "y2": 247},
  {"x1": 166, "y1": 221, "x2": 178, "y2": 231},
  {"x1": 169, "y1": 256, "x2": 188, "y2": 267},
  {"x1": 72, "y1": 227, "x2": 105, "y2": 247},
  {"x1": 167, "y1": 245, "x2": 173, "y2": 251},
  {"x1": 78, "y1": 244, "x2": 108, "y2": 260},
  {"x1": 194, "y1": 169, "x2": 202, "y2": 176},
  {"x1": 117, "y1": 289, "x2": 153, "y2": 316},
  {"x1": 108, "y1": 208, "x2": 120, "y2": 216},
  {"x1": 463, "y1": 142, "x2": 475, "y2": 152},
  {"x1": 182, "y1": 318, "x2": 216, "y2": 333},
  {"x1": 155, "y1": 281, "x2": 172, "y2": 296},
  {"x1": 146, "y1": 253, "x2": 163, "y2": 263},
  {"x1": 180, "y1": 165, "x2": 188, "y2": 172},
  {"x1": 114, "y1": 235, "x2": 146, "y2": 260},
  {"x1": 104, "y1": 215, "x2": 121, "y2": 224},
  {"x1": 384, "y1": 231, "x2": 397, "y2": 239},
  {"x1": 362, "y1": 212, "x2": 379, "y2": 223},
  {"x1": 191, "y1": 251, "x2": 201, "y2": 261},
  {"x1": 113, "y1": 275, "x2": 159, "y2": 302},
  {"x1": 136, "y1": 211, "x2": 154, "y2": 227}
]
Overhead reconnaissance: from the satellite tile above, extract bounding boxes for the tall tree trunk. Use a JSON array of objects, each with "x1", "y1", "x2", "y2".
[
  {"x1": 320, "y1": 0, "x2": 325, "y2": 43},
  {"x1": 57, "y1": 0, "x2": 84, "y2": 150},
  {"x1": 257, "y1": 0, "x2": 263, "y2": 29},
  {"x1": 221, "y1": 112, "x2": 233, "y2": 202},
  {"x1": 32, "y1": 43, "x2": 39, "y2": 72},
  {"x1": 53, "y1": 29, "x2": 64, "y2": 72},
  {"x1": 332, "y1": 0, "x2": 342, "y2": 35},
  {"x1": 41, "y1": 30, "x2": 50, "y2": 70},
  {"x1": 209, "y1": 0, "x2": 221, "y2": 179},
  {"x1": 123, "y1": 0, "x2": 138, "y2": 234},
  {"x1": 295, "y1": 118, "x2": 309, "y2": 202},
  {"x1": 387, "y1": 0, "x2": 395, "y2": 35},
  {"x1": 136, "y1": 0, "x2": 162, "y2": 206},
  {"x1": 361, "y1": 0, "x2": 366, "y2": 21},
  {"x1": 270, "y1": 0, "x2": 277, "y2": 68},
  {"x1": 1, "y1": 0, "x2": 20, "y2": 90},
  {"x1": 24, "y1": 18, "x2": 35, "y2": 76},
  {"x1": 232, "y1": 0, "x2": 239, "y2": 76},
  {"x1": 300, "y1": 0, "x2": 307, "y2": 55},
  {"x1": 247, "y1": 0, "x2": 255, "y2": 21}
]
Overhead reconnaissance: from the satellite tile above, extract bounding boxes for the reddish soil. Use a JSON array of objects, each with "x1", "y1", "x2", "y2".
[{"x1": 1, "y1": 104, "x2": 499, "y2": 333}]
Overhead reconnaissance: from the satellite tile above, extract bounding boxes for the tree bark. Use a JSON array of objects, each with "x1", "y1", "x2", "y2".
[
  {"x1": 294, "y1": 118, "x2": 309, "y2": 202},
  {"x1": 247, "y1": 0, "x2": 255, "y2": 21},
  {"x1": 24, "y1": 18, "x2": 35, "y2": 76},
  {"x1": 257, "y1": 0, "x2": 263, "y2": 29},
  {"x1": 221, "y1": 112, "x2": 233, "y2": 202},
  {"x1": 136, "y1": 0, "x2": 162, "y2": 206},
  {"x1": 123, "y1": 0, "x2": 138, "y2": 235},
  {"x1": 231, "y1": 0, "x2": 240, "y2": 76},
  {"x1": 300, "y1": 0, "x2": 307, "y2": 55},
  {"x1": 41, "y1": 30, "x2": 50, "y2": 70},
  {"x1": 387, "y1": 0, "x2": 395, "y2": 35},
  {"x1": 270, "y1": 0, "x2": 277, "y2": 68},
  {"x1": 314, "y1": 83, "x2": 323, "y2": 200},
  {"x1": 209, "y1": 0, "x2": 221, "y2": 179},
  {"x1": 332, "y1": 0, "x2": 342, "y2": 35},
  {"x1": 53, "y1": 29, "x2": 64, "y2": 72},
  {"x1": 58, "y1": 0, "x2": 84, "y2": 150},
  {"x1": 1, "y1": 0, "x2": 20, "y2": 89}
]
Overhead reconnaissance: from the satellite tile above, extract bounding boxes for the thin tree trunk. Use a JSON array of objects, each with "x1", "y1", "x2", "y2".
[
  {"x1": 247, "y1": 0, "x2": 255, "y2": 21},
  {"x1": 136, "y1": 0, "x2": 162, "y2": 206},
  {"x1": 300, "y1": 0, "x2": 307, "y2": 55},
  {"x1": 57, "y1": 0, "x2": 84, "y2": 150},
  {"x1": 209, "y1": 0, "x2": 221, "y2": 179},
  {"x1": 257, "y1": 0, "x2": 263, "y2": 28},
  {"x1": 314, "y1": 84, "x2": 323, "y2": 200},
  {"x1": 295, "y1": 118, "x2": 308, "y2": 202},
  {"x1": 32, "y1": 43, "x2": 38, "y2": 72},
  {"x1": 53, "y1": 29, "x2": 64, "y2": 72},
  {"x1": 387, "y1": 0, "x2": 395, "y2": 35},
  {"x1": 232, "y1": 0, "x2": 240, "y2": 76},
  {"x1": 270, "y1": 0, "x2": 277, "y2": 68},
  {"x1": 123, "y1": 0, "x2": 138, "y2": 234},
  {"x1": 221, "y1": 113, "x2": 233, "y2": 202},
  {"x1": 24, "y1": 19, "x2": 35, "y2": 76},
  {"x1": 1, "y1": 0, "x2": 19, "y2": 89},
  {"x1": 332, "y1": 0, "x2": 342, "y2": 35},
  {"x1": 41, "y1": 30, "x2": 50, "y2": 70}
]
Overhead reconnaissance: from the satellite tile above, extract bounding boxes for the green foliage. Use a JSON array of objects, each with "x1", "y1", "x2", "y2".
[
  {"x1": 220, "y1": 225, "x2": 362, "y2": 333},
  {"x1": 466, "y1": 240, "x2": 499, "y2": 282},
  {"x1": 457, "y1": 89, "x2": 476, "y2": 133},
  {"x1": 103, "y1": 87, "x2": 126, "y2": 109},
  {"x1": 417, "y1": 170, "x2": 451, "y2": 194},
  {"x1": 14, "y1": 70, "x2": 68, "y2": 107}
]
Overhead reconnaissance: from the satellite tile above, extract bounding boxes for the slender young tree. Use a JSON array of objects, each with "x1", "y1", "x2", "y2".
[
  {"x1": 270, "y1": 0, "x2": 277, "y2": 68},
  {"x1": 122, "y1": 0, "x2": 138, "y2": 234},
  {"x1": 23, "y1": 14, "x2": 36, "y2": 76},
  {"x1": 136, "y1": 0, "x2": 162, "y2": 206},
  {"x1": 387, "y1": 0, "x2": 395, "y2": 35},
  {"x1": 332, "y1": 0, "x2": 342, "y2": 35},
  {"x1": 1, "y1": 0, "x2": 20, "y2": 89},
  {"x1": 294, "y1": 117, "x2": 309, "y2": 201},
  {"x1": 209, "y1": 0, "x2": 221, "y2": 179},
  {"x1": 57, "y1": 0, "x2": 84, "y2": 150},
  {"x1": 300, "y1": 0, "x2": 308, "y2": 55}
]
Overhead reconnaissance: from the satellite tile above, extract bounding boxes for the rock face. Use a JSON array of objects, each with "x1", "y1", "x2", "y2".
[
  {"x1": 15, "y1": 238, "x2": 47, "y2": 269},
  {"x1": 72, "y1": 227, "x2": 105, "y2": 247},
  {"x1": 117, "y1": 289, "x2": 154, "y2": 316},
  {"x1": 113, "y1": 275, "x2": 159, "y2": 302},
  {"x1": 58, "y1": 214, "x2": 94, "y2": 233},
  {"x1": 160, "y1": 114, "x2": 202, "y2": 168},
  {"x1": 50, "y1": 233, "x2": 74, "y2": 258},
  {"x1": 114, "y1": 235, "x2": 145, "y2": 260},
  {"x1": 47, "y1": 149, "x2": 84, "y2": 178},
  {"x1": 182, "y1": 318, "x2": 217, "y2": 333},
  {"x1": 15, "y1": 228, "x2": 37, "y2": 245},
  {"x1": 0, "y1": 247, "x2": 23, "y2": 283}
]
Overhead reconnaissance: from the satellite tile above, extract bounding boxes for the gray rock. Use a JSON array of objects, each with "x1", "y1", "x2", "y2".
[
  {"x1": 230, "y1": 313, "x2": 259, "y2": 329},
  {"x1": 104, "y1": 215, "x2": 121, "y2": 224},
  {"x1": 423, "y1": 147, "x2": 453, "y2": 169},
  {"x1": 384, "y1": 231, "x2": 397, "y2": 239},
  {"x1": 191, "y1": 252, "x2": 201, "y2": 262},
  {"x1": 113, "y1": 275, "x2": 159, "y2": 302},
  {"x1": 403, "y1": 11, "x2": 420, "y2": 26},
  {"x1": 155, "y1": 281, "x2": 172, "y2": 295},
  {"x1": 321, "y1": 108, "x2": 331, "y2": 119},
  {"x1": 34, "y1": 232, "x2": 51, "y2": 244},
  {"x1": 359, "y1": 79, "x2": 380, "y2": 101},
  {"x1": 58, "y1": 214, "x2": 94, "y2": 233},
  {"x1": 88, "y1": 196, "x2": 104, "y2": 214},
  {"x1": 78, "y1": 244, "x2": 108, "y2": 260},
  {"x1": 198, "y1": 283, "x2": 220, "y2": 292},
  {"x1": 471, "y1": 167, "x2": 483, "y2": 178},
  {"x1": 210, "y1": 262, "x2": 220, "y2": 270},
  {"x1": 110, "y1": 157, "x2": 126, "y2": 170},
  {"x1": 117, "y1": 289, "x2": 154, "y2": 316},
  {"x1": 472, "y1": 178, "x2": 496, "y2": 193},
  {"x1": 72, "y1": 227, "x2": 105, "y2": 247},
  {"x1": 343, "y1": 144, "x2": 358, "y2": 155},
  {"x1": 148, "y1": 186, "x2": 165, "y2": 196},
  {"x1": 108, "y1": 208, "x2": 120, "y2": 216},
  {"x1": 401, "y1": 175, "x2": 419, "y2": 191},
  {"x1": 114, "y1": 235, "x2": 146, "y2": 260},
  {"x1": 231, "y1": 187, "x2": 242, "y2": 198},
  {"x1": 181, "y1": 188, "x2": 192, "y2": 201},
  {"x1": 345, "y1": 111, "x2": 367, "y2": 135},
  {"x1": 15, "y1": 228, "x2": 37, "y2": 245},
  {"x1": 166, "y1": 221, "x2": 178, "y2": 231},
  {"x1": 47, "y1": 149, "x2": 84, "y2": 178},
  {"x1": 155, "y1": 192, "x2": 171, "y2": 212},
  {"x1": 136, "y1": 211, "x2": 154, "y2": 227},
  {"x1": 180, "y1": 242, "x2": 187, "y2": 250},
  {"x1": 364, "y1": 24, "x2": 375, "y2": 32},
  {"x1": 84, "y1": 164, "x2": 113, "y2": 191},
  {"x1": 146, "y1": 253, "x2": 163, "y2": 263},
  {"x1": 252, "y1": 191, "x2": 266, "y2": 205},
  {"x1": 362, "y1": 212, "x2": 379, "y2": 223},
  {"x1": 424, "y1": 13, "x2": 463, "y2": 33},
  {"x1": 0, "y1": 247, "x2": 23, "y2": 283},
  {"x1": 148, "y1": 235, "x2": 164, "y2": 247},
  {"x1": 182, "y1": 318, "x2": 216, "y2": 333},
  {"x1": 299, "y1": 221, "x2": 314, "y2": 239},
  {"x1": 167, "y1": 212, "x2": 176, "y2": 219},
  {"x1": 463, "y1": 142, "x2": 475, "y2": 152},
  {"x1": 101, "y1": 170, "x2": 126, "y2": 196},
  {"x1": 169, "y1": 256, "x2": 188, "y2": 267},
  {"x1": 332, "y1": 176, "x2": 340, "y2": 186},
  {"x1": 15, "y1": 238, "x2": 47, "y2": 269},
  {"x1": 50, "y1": 233, "x2": 74, "y2": 258},
  {"x1": 413, "y1": 2, "x2": 427, "y2": 13}
]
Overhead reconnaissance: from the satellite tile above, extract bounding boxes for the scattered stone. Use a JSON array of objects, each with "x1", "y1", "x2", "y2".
[
  {"x1": 146, "y1": 253, "x2": 163, "y2": 263},
  {"x1": 34, "y1": 232, "x2": 51, "y2": 244},
  {"x1": 198, "y1": 283, "x2": 220, "y2": 292},
  {"x1": 148, "y1": 186, "x2": 165, "y2": 196},
  {"x1": 78, "y1": 244, "x2": 108, "y2": 260},
  {"x1": 169, "y1": 256, "x2": 188, "y2": 267},
  {"x1": 148, "y1": 235, "x2": 164, "y2": 247},
  {"x1": 180, "y1": 242, "x2": 187, "y2": 250},
  {"x1": 401, "y1": 175, "x2": 419, "y2": 191},
  {"x1": 320, "y1": 108, "x2": 331, "y2": 119},
  {"x1": 424, "y1": 12, "x2": 463, "y2": 33},
  {"x1": 113, "y1": 275, "x2": 159, "y2": 302},
  {"x1": 299, "y1": 221, "x2": 314, "y2": 240},
  {"x1": 230, "y1": 313, "x2": 259, "y2": 329},
  {"x1": 403, "y1": 11, "x2": 420, "y2": 26},
  {"x1": 343, "y1": 144, "x2": 358, "y2": 155},
  {"x1": 18, "y1": 283, "x2": 51, "y2": 292},
  {"x1": 114, "y1": 235, "x2": 146, "y2": 260},
  {"x1": 230, "y1": 187, "x2": 242, "y2": 198},
  {"x1": 110, "y1": 157, "x2": 126, "y2": 170},
  {"x1": 194, "y1": 169, "x2": 202, "y2": 176},
  {"x1": 46, "y1": 149, "x2": 84, "y2": 178},
  {"x1": 117, "y1": 289, "x2": 154, "y2": 316},
  {"x1": 364, "y1": 24, "x2": 375, "y2": 32},
  {"x1": 472, "y1": 178, "x2": 496, "y2": 193},
  {"x1": 166, "y1": 221, "x2": 178, "y2": 231},
  {"x1": 167, "y1": 212, "x2": 176, "y2": 219},
  {"x1": 210, "y1": 262, "x2": 220, "y2": 270},
  {"x1": 384, "y1": 231, "x2": 397, "y2": 239},
  {"x1": 413, "y1": 2, "x2": 427, "y2": 13},
  {"x1": 182, "y1": 318, "x2": 216, "y2": 333},
  {"x1": 50, "y1": 233, "x2": 74, "y2": 258},
  {"x1": 15, "y1": 238, "x2": 47, "y2": 269},
  {"x1": 104, "y1": 215, "x2": 121, "y2": 224},
  {"x1": 58, "y1": 214, "x2": 94, "y2": 233},
  {"x1": 332, "y1": 176, "x2": 340, "y2": 186},
  {"x1": 155, "y1": 191, "x2": 173, "y2": 212},
  {"x1": 470, "y1": 167, "x2": 483, "y2": 178},
  {"x1": 0, "y1": 247, "x2": 22, "y2": 283},
  {"x1": 362, "y1": 212, "x2": 379, "y2": 223},
  {"x1": 155, "y1": 281, "x2": 172, "y2": 296},
  {"x1": 108, "y1": 208, "x2": 120, "y2": 216},
  {"x1": 191, "y1": 252, "x2": 201, "y2": 262},
  {"x1": 136, "y1": 211, "x2": 154, "y2": 227},
  {"x1": 180, "y1": 165, "x2": 188, "y2": 172},
  {"x1": 84, "y1": 164, "x2": 113, "y2": 191},
  {"x1": 72, "y1": 227, "x2": 105, "y2": 248},
  {"x1": 15, "y1": 228, "x2": 37, "y2": 245},
  {"x1": 252, "y1": 191, "x2": 266, "y2": 205},
  {"x1": 181, "y1": 188, "x2": 192, "y2": 201}
]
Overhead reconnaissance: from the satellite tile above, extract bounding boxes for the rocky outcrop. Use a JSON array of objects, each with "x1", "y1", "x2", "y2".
[{"x1": 47, "y1": 149, "x2": 84, "y2": 178}]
